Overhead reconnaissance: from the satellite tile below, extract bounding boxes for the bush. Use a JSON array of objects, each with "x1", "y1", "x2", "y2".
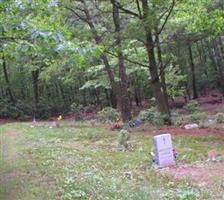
[
  {"x1": 97, "y1": 107, "x2": 120, "y2": 123},
  {"x1": 187, "y1": 112, "x2": 207, "y2": 123},
  {"x1": 184, "y1": 100, "x2": 200, "y2": 114},
  {"x1": 83, "y1": 104, "x2": 95, "y2": 113},
  {"x1": 174, "y1": 112, "x2": 207, "y2": 126},
  {"x1": 118, "y1": 129, "x2": 130, "y2": 146},
  {"x1": 215, "y1": 113, "x2": 224, "y2": 123},
  {"x1": 0, "y1": 99, "x2": 32, "y2": 120},
  {"x1": 70, "y1": 103, "x2": 85, "y2": 120},
  {"x1": 138, "y1": 107, "x2": 165, "y2": 127},
  {"x1": 171, "y1": 111, "x2": 179, "y2": 125}
]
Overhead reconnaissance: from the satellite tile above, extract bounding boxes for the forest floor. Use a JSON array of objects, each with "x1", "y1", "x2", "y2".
[{"x1": 0, "y1": 119, "x2": 224, "y2": 200}]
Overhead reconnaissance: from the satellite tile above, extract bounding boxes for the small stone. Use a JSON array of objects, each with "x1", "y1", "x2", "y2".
[{"x1": 184, "y1": 123, "x2": 199, "y2": 129}]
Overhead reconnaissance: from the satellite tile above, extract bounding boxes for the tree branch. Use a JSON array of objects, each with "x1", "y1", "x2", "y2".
[
  {"x1": 157, "y1": 0, "x2": 175, "y2": 35},
  {"x1": 114, "y1": 0, "x2": 141, "y2": 18},
  {"x1": 135, "y1": 0, "x2": 142, "y2": 18},
  {"x1": 0, "y1": 36, "x2": 17, "y2": 41},
  {"x1": 63, "y1": 6, "x2": 90, "y2": 25},
  {"x1": 106, "y1": 50, "x2": 149, "y2": 68},
  {"x1": 151, "y1": 58, "x2": 172, "y2": 83}
]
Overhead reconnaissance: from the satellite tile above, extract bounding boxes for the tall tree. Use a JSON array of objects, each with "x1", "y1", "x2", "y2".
[
  {"x1": 63, "y1": 0, "x2": 118, "y2": 108},
  {"x1": 110, "y1": 0, "x2": 132, "y2": 122}
]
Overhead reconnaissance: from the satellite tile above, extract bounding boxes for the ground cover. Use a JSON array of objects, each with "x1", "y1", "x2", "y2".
[{"x1": 0, "y1": 121, "x2": 224, "y2": 200}]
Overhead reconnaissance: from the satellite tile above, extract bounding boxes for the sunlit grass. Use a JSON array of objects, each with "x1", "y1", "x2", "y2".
[{"x1": 0, "y1": 122, "x2": 223, "y2": 199}]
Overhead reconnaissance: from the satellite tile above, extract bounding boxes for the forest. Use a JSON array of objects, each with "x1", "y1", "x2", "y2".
[
  {"x1": 0, "y1": 0, "x2": 223, "y2": 122},
  {"x1": 1, "y1": 1, "x2": 224, "y2": 200}
]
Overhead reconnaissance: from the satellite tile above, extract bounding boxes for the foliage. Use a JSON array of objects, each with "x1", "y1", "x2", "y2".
[
  {"x1": 118, "y1": 129, "x2": 130, "y2": 146},
  {"x1": 70, "y1": 103, "x2": 85, "y2": 120},
  {"x1": 163, "y1": 184, "x2": 200, "y2": 200},
  {"x1": 215, "y1": 113, "x2": 224, "y2": 124},
  {"x1": 174, "y1": 112, "x2": 207, "y2": 125},
  {"x1": 166, "y1": 65, "x2": 187, "y2": 99},
  {"x1": 0, "y1": 99, "x2": 32, "y2": 120},
  {"x1": 97, "y1": 107, "x2": 120, "y2": 123},
  {"x1": 184, "y1": 100, "x2": 200, "y2": 114},
  {"x1": 0, "y1": 0, "x2": 224, "y2": 121},
  {"x1": 138, "y1": 107, "x2": 166, "y2": 127},
  {"x1": 187, "y1": 112, "x2": 207, "y2": 124}
]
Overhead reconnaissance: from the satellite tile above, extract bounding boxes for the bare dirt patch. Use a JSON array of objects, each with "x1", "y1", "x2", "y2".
[
  {"x1": 160, "y1": 162, "x2": 224, "y2": 189},
  {"x1": 0, "y1": 118, "x2": 16, "y2": 125}
]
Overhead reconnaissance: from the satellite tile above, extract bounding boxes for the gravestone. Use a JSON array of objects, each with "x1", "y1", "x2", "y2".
[{"x1": 153, "y1": 133, "x2": 175, "y2": 168}]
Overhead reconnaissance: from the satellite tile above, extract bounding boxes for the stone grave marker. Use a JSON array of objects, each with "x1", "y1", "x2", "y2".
[{"x1": 153, "y1": 133, "x2": 175, "y2": 168}]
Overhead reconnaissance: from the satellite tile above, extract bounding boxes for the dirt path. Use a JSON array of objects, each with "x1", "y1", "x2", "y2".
[
  {"x1": 0, "y1": 129, "x2": 24, "y2": 200},
  {"x1": 0, "y1": 127, "x2": 61, "y2": 200},
  {"x1": 1, "y1": 129, "x2": 18, "y2": 162}
]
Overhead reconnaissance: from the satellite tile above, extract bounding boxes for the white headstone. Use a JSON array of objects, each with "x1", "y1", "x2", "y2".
[{"x1": 153, "y1": 133, "x2": 175, "y2": 168}]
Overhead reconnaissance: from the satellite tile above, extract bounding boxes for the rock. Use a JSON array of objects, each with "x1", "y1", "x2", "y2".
[
  {"x1": 184, "y1": 123, "x2": 199, "y2": 129},
  {"x1": 129, "y1": 118, "x2": 143, "y2": 127}
]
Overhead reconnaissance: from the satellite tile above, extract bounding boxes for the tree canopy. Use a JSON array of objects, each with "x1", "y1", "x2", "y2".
[{"x1": 0, "y1": 0, "x2": 223, "y2": 121}]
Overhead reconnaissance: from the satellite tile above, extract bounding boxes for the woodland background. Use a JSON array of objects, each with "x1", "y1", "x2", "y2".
[{"x1": 0, "y1": 0, "x2": 223, "y2": 122}]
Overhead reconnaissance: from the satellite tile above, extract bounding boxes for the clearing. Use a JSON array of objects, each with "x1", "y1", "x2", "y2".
[{"x1": 0, "y1": 121, "x2": 224, "y2": 200}]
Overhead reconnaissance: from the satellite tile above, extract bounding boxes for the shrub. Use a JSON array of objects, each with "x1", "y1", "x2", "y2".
[
  {"x1": 215, "y1": 113, "x2": 224, "y2": 123},
  {"x1": 138, "y1": 107, "x2": 165, "y2": 127},
  {"x1": 187, "y1": 112, "x2": 207, "y2": 123},
  {"x1": 174, "y1": 112, "x2": 207, "y2": 126},
  {"x1": 83, "y1": 104, "x2": 95, "y2": 113},
  {"x1": 184, "y1": 100, "x2": 200, "y2": 114},
  {"x1": 97, "y1": 107, "x2": 120, "y2": 123},
  {"x1": 70, "y1": 103, "x2": 85, "y2": 120},
  {"x1": 174, "y1": 116, "x2": 187, "y2": 126},
  {"x1": 171, "y1": 111, "x2": 179, "y2": 125},
  {"x1": 118, "y1": 129, "x2": 130, "y2": 146},
  {"x1": 0, "y1": 99, "x2": 32, "y2": 120}
]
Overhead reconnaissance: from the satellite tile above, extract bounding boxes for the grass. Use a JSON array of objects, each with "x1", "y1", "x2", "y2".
[{"x1": 0, "y1": 121, "x2": 224, "y2": 199}]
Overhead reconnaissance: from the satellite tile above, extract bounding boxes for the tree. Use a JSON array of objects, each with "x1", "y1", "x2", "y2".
[{"x1": 110, "y1": 0, "x2": 131, "y2": 122}]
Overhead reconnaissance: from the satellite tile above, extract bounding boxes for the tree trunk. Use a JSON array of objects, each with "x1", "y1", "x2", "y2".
[
  {"x1": 155, "y1": 32, "x2": 168, "y2": 103},
  {"x1": 206, "y1": 39, "x2": 221, "y2": 88},
  {"x1": 197, "y1": 41, "x2": 208, "y2": 79},
  {"x1": 81, "y1": 0, "x2": 118, "y2": 108},
  {"x1": 32, "y1": 70, "x2": 39, "y2": 117},
  {"x1": 105, "y1": 89, "x2": 111, "y2": 107},
  {"x1": 218, "y1": 36, "x2": 224, "y2": 61},
  {"x1": 101, "y1": 55, "x2": 118, "y2": 108},
  {"x1": 188, "y1": 43, "x2": 198, "y2": 99},
  {"x1": 2, "y1": 52, "x2": 15, "y2": 104},
  {"x1": 212, "y1": 39, "x2": 224, "y2": 94},
  {"x1": 59, "y1": 83, "x2": 67, "y2": 106},
  {"x1": 111, "y1": 0, "x2": 131, "y2": 122},
  {"x1": 141, "y1": 0, "x2": 171, "y2": 123}
]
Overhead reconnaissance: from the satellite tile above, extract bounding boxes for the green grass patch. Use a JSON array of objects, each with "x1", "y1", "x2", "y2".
[{"x1": 0, "y1": 122, "x2": 223, "y2": 199}]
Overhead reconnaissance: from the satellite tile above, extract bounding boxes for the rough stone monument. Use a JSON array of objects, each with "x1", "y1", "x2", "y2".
[{"x1": 153, "y1": 133, "x2": 175, "y2": 168}]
